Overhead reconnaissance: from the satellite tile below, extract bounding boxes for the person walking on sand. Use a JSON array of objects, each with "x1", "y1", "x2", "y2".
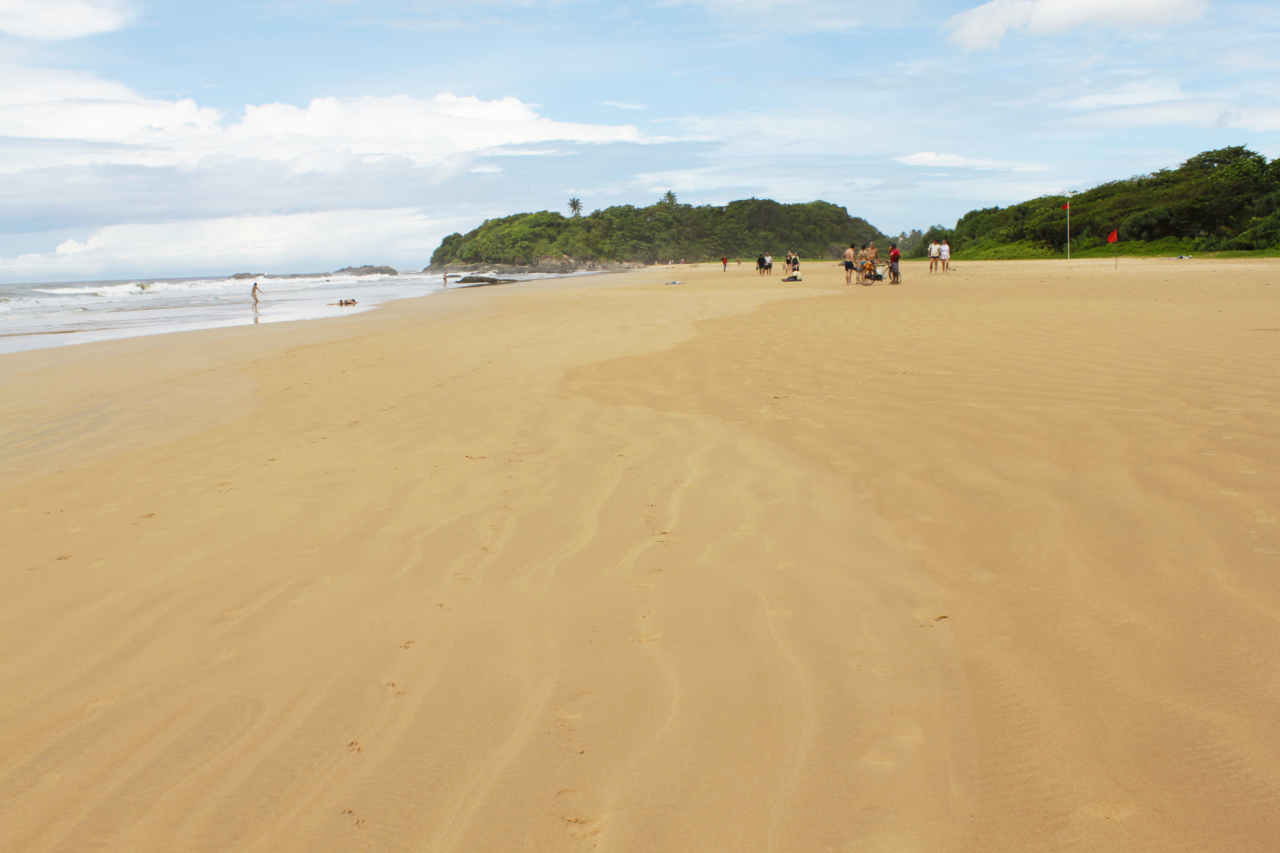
[
  {"x1": 940, "y1": 240, "x2": 951, "y2": 273},
  {"x1": 757, "y1": 254, "x2": 766, "y2": 276},
  {"x1": 764, "y1": 252, "x2": 773, "y2": 276},
  {"x1": 722, "y1": 255, "x2": 729, "y2": 271},
  {"x1": 888, "y1": 242, "x2": 901, "y2": 284},
  {"x1": 928, "y1": 240, "x2": 941, "y2": 273},
  {"x1": 843, "y1": 243, "x2": 857, "y2": 285}
]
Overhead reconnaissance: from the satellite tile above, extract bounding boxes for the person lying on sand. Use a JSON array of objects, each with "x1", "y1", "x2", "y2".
[{"x1": 328, "y1": 299, "x2": 359, "y2": 306}]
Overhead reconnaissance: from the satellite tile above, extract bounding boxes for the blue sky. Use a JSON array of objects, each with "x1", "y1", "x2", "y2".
[{"x1": 1, "y1": 0, "x2": 1278, "y2": 281}]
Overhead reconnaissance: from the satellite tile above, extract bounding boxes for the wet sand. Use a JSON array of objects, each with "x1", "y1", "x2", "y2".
[{"x1": 2, "y1": 258, "x2": 1278, "y2": 852}]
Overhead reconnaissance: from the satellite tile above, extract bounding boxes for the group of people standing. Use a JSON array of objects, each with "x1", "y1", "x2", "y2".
[
  {"x1": 841, "y1": 241, "x2": 901, "y2": 286},
  {"x1": 927, "y1": 239, "x2": 951, "y2": 273},
  {"x1": 754, "y1": 252, "x2": 801, "y2": 277}
]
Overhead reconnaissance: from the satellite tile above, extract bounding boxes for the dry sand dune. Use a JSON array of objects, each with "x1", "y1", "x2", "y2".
[{"x1": 2, "y1": 258, "x2": 1278, "y2": 852}]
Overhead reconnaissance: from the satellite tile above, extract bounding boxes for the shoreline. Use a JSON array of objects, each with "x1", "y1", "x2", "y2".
[{"x1": 0, "y1": 268, "x2": 620, "y2": 357}]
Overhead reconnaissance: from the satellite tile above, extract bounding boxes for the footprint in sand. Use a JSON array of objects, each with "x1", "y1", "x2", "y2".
[
  {"x1": 911, "y1": 607, "x2": 949, "y2": 624},
  {"x1": 1080, "y1": 803, "x2": 1136, "y2": 821},
  {"x1": 85, "y1": 696, "x2": 116, "y2": 710},
  {"x1": 1055, "y1": 803, "x2": 1137, "y2": 842},
  {"x1": 860, "y1": 721, "x2": 925, "y2": 772}
]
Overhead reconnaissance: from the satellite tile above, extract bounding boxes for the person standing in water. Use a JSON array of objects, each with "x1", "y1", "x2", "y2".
[{"x1": 251, "y1": 281, "x2": 263, "y2": 307}]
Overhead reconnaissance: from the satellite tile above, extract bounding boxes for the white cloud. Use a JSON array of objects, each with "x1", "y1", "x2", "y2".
[
  {"x1": 657, "y1": 0, "x2": 871, "y2": 30},
  {"x1": 1058, "y1": 99, "x2": 1280, "y2": 132},
  {"x1": 0, "y1": 67, "x2": 643, "y2": 173},
  {"x1": 0, "y1": 0, "x2": 132, "y2": 39},
  {"x1": 1, "y1": 209, "x2": 464, "y2": 278},
  {"x1": 601, "y1": 101, "x2": 647, "y2": 110},
  {"x1": 894, "y1": 151, "x2": 1044, "y2": 170},
  {"x1": 946, "y1": 0, "x2": 1207, "y2": 49},
  {"x1": 1060, "y1": 80, "x2": 1187, "y2": 110}
]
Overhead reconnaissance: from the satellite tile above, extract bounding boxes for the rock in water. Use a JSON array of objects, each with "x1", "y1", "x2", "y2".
[
  {"x1": 457, "y1": 275, "x2": 517, "y2": 285},
  {"x1": 335, "y1": 266, "x2": 398, "y2": 276}
]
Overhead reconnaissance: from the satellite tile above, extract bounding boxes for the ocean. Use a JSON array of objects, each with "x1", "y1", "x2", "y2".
[{"x1": 0, "y1": 269, "x2": 591, "y2": 355}]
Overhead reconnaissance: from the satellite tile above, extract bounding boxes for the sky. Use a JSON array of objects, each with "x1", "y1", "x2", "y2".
[{"x1": 1, "y1": 0, "x2": 1278, "y2": 282}]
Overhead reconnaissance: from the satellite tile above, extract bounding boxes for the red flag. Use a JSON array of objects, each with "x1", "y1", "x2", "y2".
[
  {"x1": 1062, "y1": 202, "x2": 1070, "y2": 210},
  {"x1": 1107, "y1": 229, "x2": 1118, "y2": 243}
]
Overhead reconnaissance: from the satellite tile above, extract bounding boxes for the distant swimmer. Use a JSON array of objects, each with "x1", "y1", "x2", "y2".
[{"x1": 843, "y1": 243, "x2": 857, "y2": 285}]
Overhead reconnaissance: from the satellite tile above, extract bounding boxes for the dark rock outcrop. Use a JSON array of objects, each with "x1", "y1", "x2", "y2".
[
  {"x1": 456, "y1": 275, "x2": 517, "y2": 285},
  {"x1": 335, "y1": 266, "x2": 399, "y2": 276}
]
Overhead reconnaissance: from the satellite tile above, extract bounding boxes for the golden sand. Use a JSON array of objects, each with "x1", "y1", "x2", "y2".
[{"x1": 2, "y1": 258, "x2": 1278, "y2": 851}]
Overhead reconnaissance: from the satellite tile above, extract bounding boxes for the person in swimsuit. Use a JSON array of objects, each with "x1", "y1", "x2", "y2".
[
  {"x1": 843, "y1": 243, "x2": 857, "y2": 285},
  {"x1": 251, "y1": 281, "x2": 263, "y2": 307}
]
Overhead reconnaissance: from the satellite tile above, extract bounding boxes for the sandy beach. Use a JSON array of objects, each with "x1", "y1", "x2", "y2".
[{"x1": 2, "y1": 258, "x2": 1278, "y2": 852}]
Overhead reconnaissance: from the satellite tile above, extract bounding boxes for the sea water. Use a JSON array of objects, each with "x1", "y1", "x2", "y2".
[{"x1": 0, "y1": 270, "x2": 593, "y2": 355}]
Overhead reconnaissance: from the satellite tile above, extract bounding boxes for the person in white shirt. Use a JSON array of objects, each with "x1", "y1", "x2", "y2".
[
  {"x1": 939, "y1": 240, "x2": 951, "y2": 273},
  {"x1": 928, "y1": 241, "x2": 941, "y2": 273}
]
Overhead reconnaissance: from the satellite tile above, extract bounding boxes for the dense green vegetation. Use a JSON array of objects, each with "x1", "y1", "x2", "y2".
[
  {"x1": 430, "y1": 197, "x2": 889, "y2": 267},
  {"x1": 911, "y1": 146, "x2": 1280, "y2": 259}
]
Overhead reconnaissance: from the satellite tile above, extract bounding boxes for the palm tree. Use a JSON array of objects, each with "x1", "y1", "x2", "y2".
[
  {"x1": 661, "y1": 190, "x2": 677, "y2": 206},
  {"x1": 568, "y1": 198, "x2": 582, "y2": 217}
]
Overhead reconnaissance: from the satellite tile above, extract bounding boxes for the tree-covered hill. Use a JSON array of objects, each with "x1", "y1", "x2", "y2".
[
  {"x1": 911, "y1": 146, "x2": 1280, "y2": 259},
  {"x1": 430, "y1": 197, "x2": 889, "y2": 267}
]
